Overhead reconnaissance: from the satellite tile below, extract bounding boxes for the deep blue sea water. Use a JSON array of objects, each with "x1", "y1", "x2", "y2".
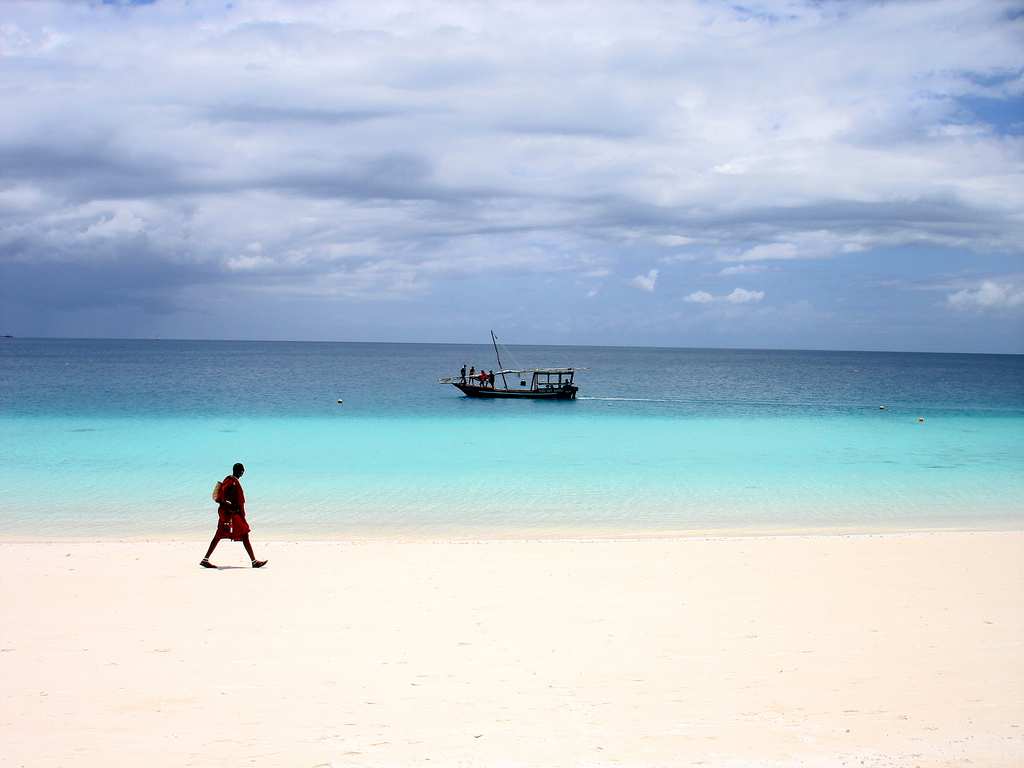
[{"x1": 1, "y1": 339, "x2": 1022, "y2": 537}]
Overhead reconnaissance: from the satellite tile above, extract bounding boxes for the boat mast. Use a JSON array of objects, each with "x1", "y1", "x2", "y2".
[{"x1": 491, "y1": 330, "x2": 508, "y2": 388}]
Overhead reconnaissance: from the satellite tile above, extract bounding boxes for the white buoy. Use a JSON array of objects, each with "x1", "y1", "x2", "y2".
[
  {"x1": 336, "y1": 399, "x2": 344, "y2": 405},
  {"x1": 917, "y1": 416, "x2": 925, "y2": 423},
  {"x1": 879, "y1": 405, "x2": 887, "y2": 410}
]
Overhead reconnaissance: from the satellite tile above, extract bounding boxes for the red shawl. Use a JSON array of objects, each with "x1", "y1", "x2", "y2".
[{"x1": 219, "y1": 475, "x2": 246, "y2": 515}]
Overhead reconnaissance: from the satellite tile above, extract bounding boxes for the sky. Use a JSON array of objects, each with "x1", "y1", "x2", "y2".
[{"x1": 0, "y1": 0, "x2": 1022, "y2": 352}]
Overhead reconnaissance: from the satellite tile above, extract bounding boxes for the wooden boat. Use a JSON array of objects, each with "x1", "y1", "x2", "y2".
[{"x1": 440, "y1": 332, "x2": 581, "y2": 400}]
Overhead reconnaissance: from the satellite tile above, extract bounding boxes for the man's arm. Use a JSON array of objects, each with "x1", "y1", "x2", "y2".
[{"x1": 220, "y1": 477, "x2": 236, "y2": 508}]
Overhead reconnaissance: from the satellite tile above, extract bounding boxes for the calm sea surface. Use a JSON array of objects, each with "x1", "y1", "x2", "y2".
[{"x1": 1, "y1": 339, "x2": 1022, "y2": 537}]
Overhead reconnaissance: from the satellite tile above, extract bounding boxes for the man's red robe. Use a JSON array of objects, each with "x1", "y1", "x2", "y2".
[{"x1": 217, "y1": 475, "x2": 251, "y2": 540}]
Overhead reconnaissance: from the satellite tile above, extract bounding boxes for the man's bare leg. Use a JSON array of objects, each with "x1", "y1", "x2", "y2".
[
  {"x1": 200, "y1": 533, "x2": 224, "y2": 566},
  {"x1": 242, "y1": 535, "x2": 267, "y2": 568}
]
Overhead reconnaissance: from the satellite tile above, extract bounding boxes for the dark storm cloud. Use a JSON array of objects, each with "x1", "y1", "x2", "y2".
[
  {"x1": 0, "y1": 143, "x2": 188, "y2": 202},
  {"x1": 0, "y1": 249, "x2": 215, "y2": 314},
  {"x1": 701, "y1": 199, "x2": 1009, "y2": 242},
  {"x1": 580, "y1": 195, "x2": 1018, "y2": 249},
  {"x1": 0, "y1": 140, "x2": 487, "y2": 207},
  {"x1": 266, "y1": 153, "x2": 511, "y2": 203}
]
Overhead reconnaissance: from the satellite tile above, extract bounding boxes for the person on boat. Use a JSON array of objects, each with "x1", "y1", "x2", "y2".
[
  {"x1": 460, "y1": 364, "x2": 466, "y2": 384},
  {"x1": 201, "y1": 462, "x2": 267, "y2": 569},
  {"x1": 478, "y1": 369, "x2": 488, "y2": 386},
  {"x1": 469, "y1": 366, "x2": 476, "y2": 385},
  {"x1": 488, "y1": 370, "x2": 496, "y2": 388}
]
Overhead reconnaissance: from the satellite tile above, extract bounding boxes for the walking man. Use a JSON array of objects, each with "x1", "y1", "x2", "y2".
[{"x1": 200, "y1": 462, "x2": 268, "y2": 568}]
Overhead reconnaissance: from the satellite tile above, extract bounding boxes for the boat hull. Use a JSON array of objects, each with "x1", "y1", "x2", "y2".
[{"x1": 453, "y1": 383, "x2": 577, "y2": 400}]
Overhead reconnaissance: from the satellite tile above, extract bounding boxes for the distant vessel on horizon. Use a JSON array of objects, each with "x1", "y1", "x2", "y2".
[{"x1": 440, "y1": 331, "x2": 581, "y2": 400}]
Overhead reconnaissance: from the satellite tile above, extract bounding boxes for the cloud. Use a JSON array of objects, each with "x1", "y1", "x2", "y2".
[
  {"x1": 204, "y1": 104, "x2": 402, "y2": 126},
  {"x1": 0, "y1": 0, "x2": 1022, "y2": 331},
  {"x1": 226, "y1": 254, "x2": 275, "y2": 271},
  {"x1": 733, "y1": 243, "x2": 800, "y2": 262},
  {"x1": 630, "y1": 269, "x2": 659, "y2": 292},
  {"x1": 719, "y1": 264, "x2": 767, "y2": 276},
  {"x1": 725, "y1": 287, "x2": 765, "y2": 304},
  {"x1": 947, "y1": 280, "x2": 1024, "y2": 311},
  {"x1": 684, "y1": 290, "x2": 714, "y2": 304},
  {"x1": 718, "y1": 225, "x2": 951, "y2": 265},
  {"x1": 685, "y1": 288, "x2": 764, "y2": 304},
  {"x1": 654, "y1": 235, "x2": 696, "y2": 247},
  {"x1": 658, "y1": 253, "x2": 700, "y2": 265}
]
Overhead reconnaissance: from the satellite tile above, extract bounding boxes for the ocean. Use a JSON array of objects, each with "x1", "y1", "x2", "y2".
[{"x1": 1, "y1": 339, "x2": 1022, "y2": 538}]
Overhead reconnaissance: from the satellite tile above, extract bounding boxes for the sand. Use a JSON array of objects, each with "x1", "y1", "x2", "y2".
[{"x1": 1, "y1": 531, "x2": 1022, "y2": 767}]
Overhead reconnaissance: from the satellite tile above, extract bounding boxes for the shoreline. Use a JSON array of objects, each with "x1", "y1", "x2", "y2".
[{"x1": 2, "y1": 520, "x2": 1022, "y2": 544}]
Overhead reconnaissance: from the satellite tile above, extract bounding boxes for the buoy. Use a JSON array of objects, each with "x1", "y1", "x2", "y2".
[
  {"x1": 879, "y1": 405, "x2": 887, "y2": 410},
  {"x1": 336, "y1": 399, "x2": 344, "y2": 405},
  {"x1": 917, "y1": 417, "x2": 925, "y2": 423}
]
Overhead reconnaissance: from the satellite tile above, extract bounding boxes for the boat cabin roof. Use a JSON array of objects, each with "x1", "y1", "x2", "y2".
[{"x1": 498, "y1": 367, "x2": 579, "y2": 375}]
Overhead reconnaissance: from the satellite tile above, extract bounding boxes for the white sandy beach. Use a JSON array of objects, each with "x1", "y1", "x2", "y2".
[{"x1": 1, "y1": 531, "x2": 1022, "y2": 767}]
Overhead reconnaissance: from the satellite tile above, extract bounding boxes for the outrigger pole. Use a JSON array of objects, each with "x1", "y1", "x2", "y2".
[{"x1": 491, "y1": 330, "x2": 509, "y2": 388}]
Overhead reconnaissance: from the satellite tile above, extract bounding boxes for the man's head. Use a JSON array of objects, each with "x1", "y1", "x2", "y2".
[{"x1": 233, "y1": 462, "x2": 245, "y2": 478}]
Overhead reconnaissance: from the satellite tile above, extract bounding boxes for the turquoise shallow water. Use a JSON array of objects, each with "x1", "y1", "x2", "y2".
[{"x1": 1, "y1": 340, "x2": 1022, "y2": 537}]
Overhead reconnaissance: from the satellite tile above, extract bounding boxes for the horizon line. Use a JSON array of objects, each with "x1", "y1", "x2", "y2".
[{"x1": 3, "y1": 335, "x2": 1021, "y2": 357}]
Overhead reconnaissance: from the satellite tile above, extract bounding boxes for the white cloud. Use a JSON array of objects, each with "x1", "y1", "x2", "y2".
[
  {"x1": 226, "y1": 254, "x2": 275, "y2": 271},
  {"x1": 0, "y1": 184, "x2": 47, "y2": 212},
  {"x1": 723, "y1": 232, "x2": 894, "y2": 264},
  {"x1": 685, "y1": 288, "x2": 764, "y2": 304},
  {"x1": 947, "y1": 281, "x2": 1024, "y2": 311},
  {"x1": 658, "y1": 253, "x2": 700, "y2": 265},
  {"x1": 711, "y1": 159, "x2": 749, "y2": 176},
  {"x1": 725, "y1": 287, "x2": 765, "y2": 304},
  {"x1": 654, "y1": 235, "x2": 696, "y2": 247},
  {"x1": 81, "y1": 208, "x2": 147, "y2": 239},
  {"x1": 732, "y1": 243, "x2": 800, "y2": 262},
  {"x1": 630, "y1": 269, "x2": 659, "y2": 292},
  {"x1": 719, "y1": 264, "x2": 766, "y2": 276},
  {"x1": 684, "y1": 290, "x2": 714, "y2": 304}
]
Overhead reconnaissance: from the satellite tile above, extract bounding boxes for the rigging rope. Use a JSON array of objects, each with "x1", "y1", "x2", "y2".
[{"x1": 492, "y1": 333, "x2": 526, "y2": 374}]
